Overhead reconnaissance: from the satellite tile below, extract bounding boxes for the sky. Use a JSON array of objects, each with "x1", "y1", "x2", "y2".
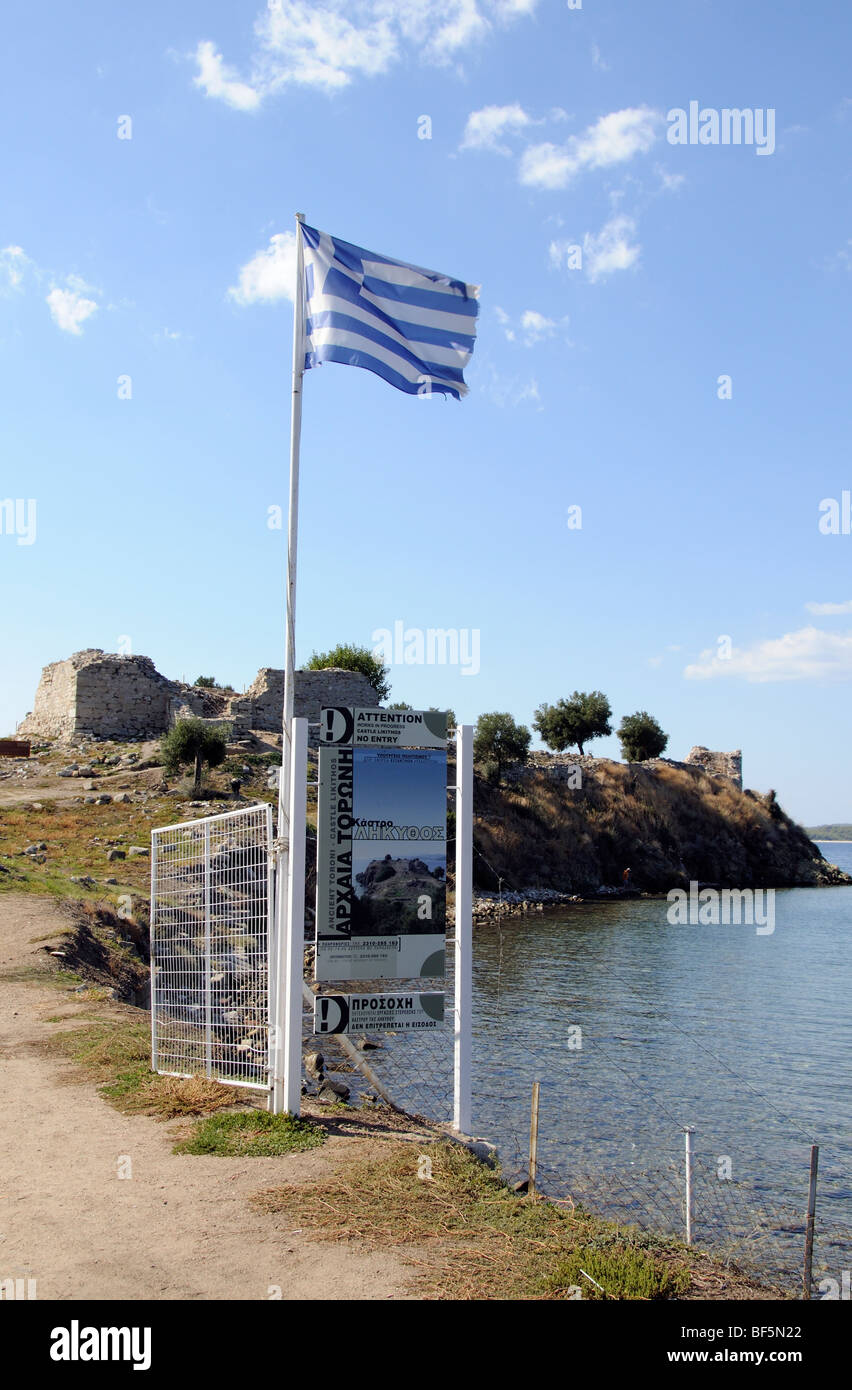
[{"x1": 1, "y1": 0, "x2": 851, "y2": 823}]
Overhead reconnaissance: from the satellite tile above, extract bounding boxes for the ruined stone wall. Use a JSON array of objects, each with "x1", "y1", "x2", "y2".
[
  {"x1": 242, "y1": 667, "x2": 379, "y2": 736},
  {"x1": 26, "y1": 651, "x2": 178, "y2": 741},
  {"x1": 18, "y1": 655, "x2": 80, "y2": 740},
  {"x1": 18, "y1": 651, "x2": 379, "y2": 743},
  {"x1": 684, "y1": 746, "x2": 742, "y2": 790},
  {"x1": 506, "y1": 748, "x2": 744, "y2": 790}
]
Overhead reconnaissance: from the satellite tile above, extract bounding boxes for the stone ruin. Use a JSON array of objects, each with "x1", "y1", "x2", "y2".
[
  {"x1": 684, "y1": 746, "x2": 742, "y2": 790},
  {"x1": 505, "y1": 747, "x2": 743, "y2": 790},
  {"x1": 16, "y1": 649, "x2": 377, "y2": 744}
]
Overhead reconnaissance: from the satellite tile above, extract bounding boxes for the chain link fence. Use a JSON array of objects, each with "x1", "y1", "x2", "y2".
[{"x1": 302, "y1": 946, "x2": 456, "y2": 1121}]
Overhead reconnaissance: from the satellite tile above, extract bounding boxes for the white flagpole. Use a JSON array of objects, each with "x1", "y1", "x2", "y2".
[
  {"x1": 272, "y1": 211, "x2": 306, "y2": 1114},
  {"x1": 279, "y1": 211, "x2": 306, "y2": 840}
]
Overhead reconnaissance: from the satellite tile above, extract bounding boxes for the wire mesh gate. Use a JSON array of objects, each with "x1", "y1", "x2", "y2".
[{"x1": 150, "y1": 803, "x2": 274, "y2": 1091}]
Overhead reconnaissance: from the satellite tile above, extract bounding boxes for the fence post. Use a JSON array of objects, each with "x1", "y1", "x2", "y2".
[
  {"x1": 453, "y1": 724, "x2": 473, "y2": 1134},
  {"x1": 204, "y1": 819, "x2": 212, "y2": 1079},
  {"x1": 529, "y1": 1081, "x2": 541, "y2": 1196},
  {"x1": 683, "y1": 1127, "x2": 694, "y2": 1244},
  {"x1": 149, "y1": 834, "x2": 158, "y2": 1073},
  {"x1": 802, "y1": 1144, "x2": 819, "y2": 1300}
]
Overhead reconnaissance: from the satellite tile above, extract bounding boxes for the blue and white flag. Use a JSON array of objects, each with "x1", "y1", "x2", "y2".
[{"x1": 300, "y1": 224, "x2": 479, "y2": 400}]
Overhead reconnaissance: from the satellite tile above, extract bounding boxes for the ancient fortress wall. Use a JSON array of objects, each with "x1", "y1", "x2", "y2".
[
  {"x1": 684, "y1": 746, "x2": 742, "y2": 789},
  {"x1": 508, "y1": 747, "x2": 743, "y2": 790},
  {"x1": 18, "y1": 650, "x2": 377, "y2": 742}
]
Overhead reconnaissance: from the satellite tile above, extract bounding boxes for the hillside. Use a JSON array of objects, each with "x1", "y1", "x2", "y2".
[
  {"x1": 1, "y1": 739, "x2": 848, "y2": 908},
  {"x1": 473, "y1": 758, "x2": 850, "y2": 894}
]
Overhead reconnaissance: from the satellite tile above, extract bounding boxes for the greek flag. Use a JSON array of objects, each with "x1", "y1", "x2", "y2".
[{"x1": 300, "y1": 224, "x2": 479, "y2": 400}]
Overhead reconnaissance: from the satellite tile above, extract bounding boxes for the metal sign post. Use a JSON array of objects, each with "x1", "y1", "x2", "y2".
[{"x1": 453, "y1": 724, "x2": 473, "y2": 1135}]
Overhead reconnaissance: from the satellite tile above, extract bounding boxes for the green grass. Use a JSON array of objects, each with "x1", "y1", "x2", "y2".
[
  {"x1": 540, "y1": 1236, "x2": 690, "y2": 1300},
  {"x1": 175, "y1": 1110, "x2": 325, "y2": 1157}
]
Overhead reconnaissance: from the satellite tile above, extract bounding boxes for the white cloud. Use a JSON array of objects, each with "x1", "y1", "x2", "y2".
[
  {"x1": 828, "y1": 239, "x2": 852, "y2": 273},
  {"x1": 583, "y1": 215, "x2": 640, "y2": 282},
  {"x1": 460, "y1": 102, "x2": 533, "y2": 154},
  {"x1": 519, "y1": 308, "x2": 555, "y2": 343},
  {"x1": 494, "y1": 306, "x2": 515, "y2": 341},
  {"x1": 805, "y1": 599, "x2": 852, "y2": 616},
  {"x1": 684, "y1": 627, "x2": 852, "y2": 683},
  {"x1": 228, "y1": 232, "x2": 298, "y2": 305},
  {"x1": 0, "y1": 245, "x2": 32, "y2": 291},
  {"x1": 591, "y1": 43, "x2": 609, "y2": 72},
  {"x1": 46, "y1": 286, "x2": 98, "y2": 335},
  {"x1": 2, "y1": 246, "x2": 102, "y2": 333},
  {"x1": 193, "y1": 1, "x2": 539, "y2": 106},
  {"x1": 495, "y1": 306, "x2": 563, "y2": 344},
  {"x1": 519, "y1": 106, "x2": 659, "y2": 189},
  {"x1": 657, "y1": 166, "x2": 685, "y2": 192},
  {"x1": 478, "y1": 362, "x2": 542, "y2": 406},
  {"x1": 194, "y1": 40, "x2": 262, "y2": 110}
]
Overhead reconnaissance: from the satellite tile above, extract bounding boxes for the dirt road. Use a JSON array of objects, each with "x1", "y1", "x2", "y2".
[{"x1": 0, "y1": 893, "x2": 416, "y2": 1300}]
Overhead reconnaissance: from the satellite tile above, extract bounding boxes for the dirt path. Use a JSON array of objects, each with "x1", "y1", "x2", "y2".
[{"x1": 0, "y1": 893, "x2": 417, "y2": 1301}]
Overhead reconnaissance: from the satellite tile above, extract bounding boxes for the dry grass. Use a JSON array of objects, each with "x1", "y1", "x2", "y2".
[
  {"x1": 473, "y1": 759, "x2": 836, "y2": 894},
  {"x1": 0, "y1": 797, "x2": 185, "y2": 901},
  {"x1": 252, "y1": 1139, "x2": 777, "y2": 1301},
  {"x1": 40, "y1": 1011, "x2": 244, "y2": 1118}
]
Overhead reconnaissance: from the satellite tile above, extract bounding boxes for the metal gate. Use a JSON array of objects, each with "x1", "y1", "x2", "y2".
[{"x1": 150, "y1": 803, "x2": 274, "y2": 1091}]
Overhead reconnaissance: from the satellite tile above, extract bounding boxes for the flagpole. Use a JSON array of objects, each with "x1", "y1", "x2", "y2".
[
  {"x1": 279, "y1": 211, "x2": 306, "y2": 840},
  {"x1": 272, "y1": 211, "x2": 305, "y2": 1114}
]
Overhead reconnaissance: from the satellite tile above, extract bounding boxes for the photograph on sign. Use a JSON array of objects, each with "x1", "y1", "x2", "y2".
[
  {"x1": 315, "y1": 743, "x2": 447, "y2": 981},
  {"x1": 314, "y1": 992, "x2": 445, "y2": 1034},
  {"x1": 320, "y1": 706, "x2": 447, "y2": 749}
]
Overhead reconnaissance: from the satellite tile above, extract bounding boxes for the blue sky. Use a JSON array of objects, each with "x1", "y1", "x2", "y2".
[{"x1": 2, "y1": 0, "x2": 851, "y2": 823}]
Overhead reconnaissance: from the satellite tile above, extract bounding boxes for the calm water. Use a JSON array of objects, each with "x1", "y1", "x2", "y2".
[{"x1": 465, "y1": 842, "x2": 852, "y2": 1284}]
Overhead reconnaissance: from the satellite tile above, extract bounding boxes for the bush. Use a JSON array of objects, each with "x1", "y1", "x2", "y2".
[
  {"x1": 618, "y1": 711, "x2": 668, "y2": 762},
  {"x1": 161, "y1": 718, "x2": 230, "y2": 797},
  {"x1": 305, "y1": 643, "x2": 390, "y2": 702}
]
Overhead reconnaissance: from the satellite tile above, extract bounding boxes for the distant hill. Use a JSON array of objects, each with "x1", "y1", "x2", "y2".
[{"x1": 805, "y1": 824, "x2": 852, "y2": 841}]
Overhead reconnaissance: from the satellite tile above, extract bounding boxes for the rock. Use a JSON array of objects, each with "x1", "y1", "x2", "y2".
[
  {"x1": 95, "y1": 794, "x2": 112, "y2": 805},
  {"x1": 305, "y1": 1051, "x2": 325, "y2": 1080},
  {"x1": 113, "y1": 792, "x2": 132, "y2": 804},
  {"x1": 318, "y1": 1078, "x2": 350, "y2": 1103},
  {"x1": 127, "y1": 846, "x2": 149, "y2": 858},
  {"x1": 354, "y1": 1035, "x2": 382, "y2": 1051},
  {"x1": 458, "y1": 1137, "x2": 499, "y2": 1168},
  {"x1": 107, "y1": 848, "x2": 126, "y2": 861},
  {"x1": 103, "y1": 877, "x2": 118, "y2": 885},
  {"x1": 24, "y1": 842, "x2": 47, "y2": 854}
]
